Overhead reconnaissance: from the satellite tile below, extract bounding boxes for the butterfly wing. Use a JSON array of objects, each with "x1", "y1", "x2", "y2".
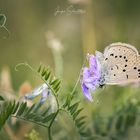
[{"x1": 103, "y1": 42, "x2": 140, "y2": 85}]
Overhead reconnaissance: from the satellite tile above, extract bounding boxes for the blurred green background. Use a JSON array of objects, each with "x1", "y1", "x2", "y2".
[{"x1": 1, "y1": 0, "x2": 140, "y2": 140}]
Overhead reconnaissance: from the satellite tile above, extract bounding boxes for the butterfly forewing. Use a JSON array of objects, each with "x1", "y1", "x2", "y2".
[{"x1": 103, "y1": 42, "x2": 140, "y2": 85}]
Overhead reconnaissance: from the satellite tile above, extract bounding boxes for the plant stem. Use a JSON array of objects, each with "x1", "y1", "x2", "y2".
[
  {"x1": 48, "y1": 127, "x2": 52, "y2": 140},
  {"x1": 48, "y1": 109, "x2": 59, "y2": 140}
]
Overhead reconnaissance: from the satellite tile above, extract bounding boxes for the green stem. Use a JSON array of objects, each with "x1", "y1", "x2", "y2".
[{"x1": 48, "y1": 109, "x2": 59, "y2": 140}]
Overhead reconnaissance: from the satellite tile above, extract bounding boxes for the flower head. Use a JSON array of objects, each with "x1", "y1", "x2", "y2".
[
  {"x1": 24, "y1": 83, "x2": 49, "y2": 105},
  {"x1": 80, "y1": 54, "x2": 101, "y2": 101}
]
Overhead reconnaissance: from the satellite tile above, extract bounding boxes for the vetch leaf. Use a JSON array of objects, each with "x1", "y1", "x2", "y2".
[
  {"x1": 68, "y1": 102, "x2": 79, "y2": 115},
  {"x1": 73, "y1": 108, "x2": 83, "y2": 120},
  {"x1": 23, "y1": 104, "x2": 36, "y2": 117},
  {"x1": 16, "y1": 102, "x2": 27, "y2": 116},
  {"x1": 37, "y1": 65, "x2": 42, "y2": 73},
  {"x1": 12, "y1": 102, "x2": 20, "y2": 114},
  {"x1": 42, "y1": 113, "x2": 56, "y2": 123},
  {"x1": 45, "y1": 70, "x2": 51, "y2": 81}
]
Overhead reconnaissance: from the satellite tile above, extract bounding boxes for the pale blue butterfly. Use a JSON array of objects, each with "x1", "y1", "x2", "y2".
[{"x1": 80, "y1": 42, "x2": 140, "y2": 101}]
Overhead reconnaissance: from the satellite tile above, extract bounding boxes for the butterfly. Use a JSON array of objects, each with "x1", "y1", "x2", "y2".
[{"x1": 81, "y1": 42, "x2": 140, "y2": 101}]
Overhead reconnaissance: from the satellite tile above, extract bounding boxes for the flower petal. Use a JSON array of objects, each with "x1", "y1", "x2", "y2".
[
  {"x1": 39, "y1": 90, "x2": 48, "y2": 105},
  {"x1": 81, "y1": 83, "x2": 93, "y2": 101},
  {"x1": 83, "y1": 67, "x2": 91, "y2": 80},
  {"x1": 25, "y1": 83, "x2": 47, "y2": 100},
  {"x1": 88, "y1": 55, "x2": 97, "y2": 73}
]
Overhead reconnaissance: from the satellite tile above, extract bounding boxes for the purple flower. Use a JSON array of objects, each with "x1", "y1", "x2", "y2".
[
  {"x1": 24, "y1": 83, "x2": 49, "y2": 105},
  {"x1": 80, "y1": 54, "x2": 101, "y2": 101}
]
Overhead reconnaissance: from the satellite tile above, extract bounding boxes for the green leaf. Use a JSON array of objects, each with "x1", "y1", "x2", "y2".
[
  {"x1": 52, "y1": 80, "x2": 61, "y2": 93},
  {"x1": 41, "y1": 107, "x2": 50, "y2": 116},
  {"x1": 50, "y1": 78, "x2": 58, "y2": 85},
  {"x1": 115, "y1": 115, "x2": 124, "y2": 131},
  {"x1": 25, "y1": 112, "x2": 36, "y2": 120},
  {"x1": 76, "y1": 116, "x2": 86, "y2": 123},
  {"x1": 75, "y1": 120, "x2": 85, "y2": 128},
  {"x1": 42, "y1": 113, "x2": 56, "y2": 123},
  {"x1": 12, "y1": 102, "x2": 20, "y2": 114},
  {"x1": 68, "y1": 102, "x2": 79, "y2": 115},
  {"x1": 124, "y1": 114, "x2": 136, "y2": 129},
  {"x1": 73, "y1": 108, "x2": 83, "y2": 120},
  {"x1": 0, "y1": 96, "x2": 5, "y2": 101},
  {"x1": 37, "y1": 65, "x2": 42, "y2": 73},
  {"x1": 45, "y1": 70, "x2": 51, "y2": 81},
  {"x1": 23, "y1": 104, "x2": 36, "y2": 117},
  {"x1": 33, "y1": 115, "x2": 44, "y2": 122},
  {"x1": 49, "y1": 75, "x2": 53, "y2": 84},
  {"x1": 41, "y1": 67, "x2": 46, "y2": 76},
  {"x1": 79, "y1": 131, "x2": 89, "y2": 137},
  {"x1": 0, "y1": 101, "x2": 16, "y2": 130},
  {"x1": 16, "y1": 102, "x2": 27, "y2": 116},
  {"x1": 63, "y1": 95, "x2": 72, "y2": 108}
]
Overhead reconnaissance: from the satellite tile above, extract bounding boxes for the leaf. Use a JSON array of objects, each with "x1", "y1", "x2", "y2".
[
  {"x1": 63, "y1": 95, "x2": 72, "y2": 108},
  {"x1": 16, "y1": 102, "x2": 27, "y2": 116},
  {"x1": 115, "y1": 115, "x2": 124, "y2": 131},
  {"x1": 0, "y1": 96, "x2": 5, "y2": 101},
  {"x1": 42, "y1": 113, "x2": 56, "y2": 123},
  {"x1": 52, "y1": 80, "x2": 61, "y2": 93},
  {"x1": 124, "y1": 114, "x2": 136, "y2": 129},
  {"x1": 25, "y1": 113, "x2": 36, "y2": 120},
  {"x1": 76, "y1": 116, "x2": 86, "y2": 123},
  {"x1": 73, "y1": 108, "x2": 83, "y2": 120},
  {"x1": 75, "y1": 120, "x2": 85, "y2": 128},
  {"x1": 37, "y1": 65, "x2": 42, "y2": 73},
  {"x1": 45, "y1": 70, "x2": 51, "y2": 81},
  {"x1": 50, "y1": 78, "x2": 58, "y2": 85},
  {"x1": 41, "y1": 107, "x2": 50, "y2": 116},
  {"x1": 41, "y1": 67, "x2": 46, "y2": 76},
  {"x1": 68, "y1": 102, "x2": 79, "y2": 115},
  {"x1": 12, "y1": 102, "x2": 20, "y2": 114},
  {"x1": 79, "y1": 131, "x2": 89, "y2": 137},
  {"x1": 33, "y1": 115, "x2": 44, "y2": 122},
  {"x1": 23, "y1": 104, "x2": 36, "y2": 117},
  {"x1": 0, "y1": 101, "x2": 16, "y2": 130}
]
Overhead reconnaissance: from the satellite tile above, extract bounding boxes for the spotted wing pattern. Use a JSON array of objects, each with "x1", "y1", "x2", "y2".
[{"x1": 103, "y1": 42, "x2": 140, "y2": 85}]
